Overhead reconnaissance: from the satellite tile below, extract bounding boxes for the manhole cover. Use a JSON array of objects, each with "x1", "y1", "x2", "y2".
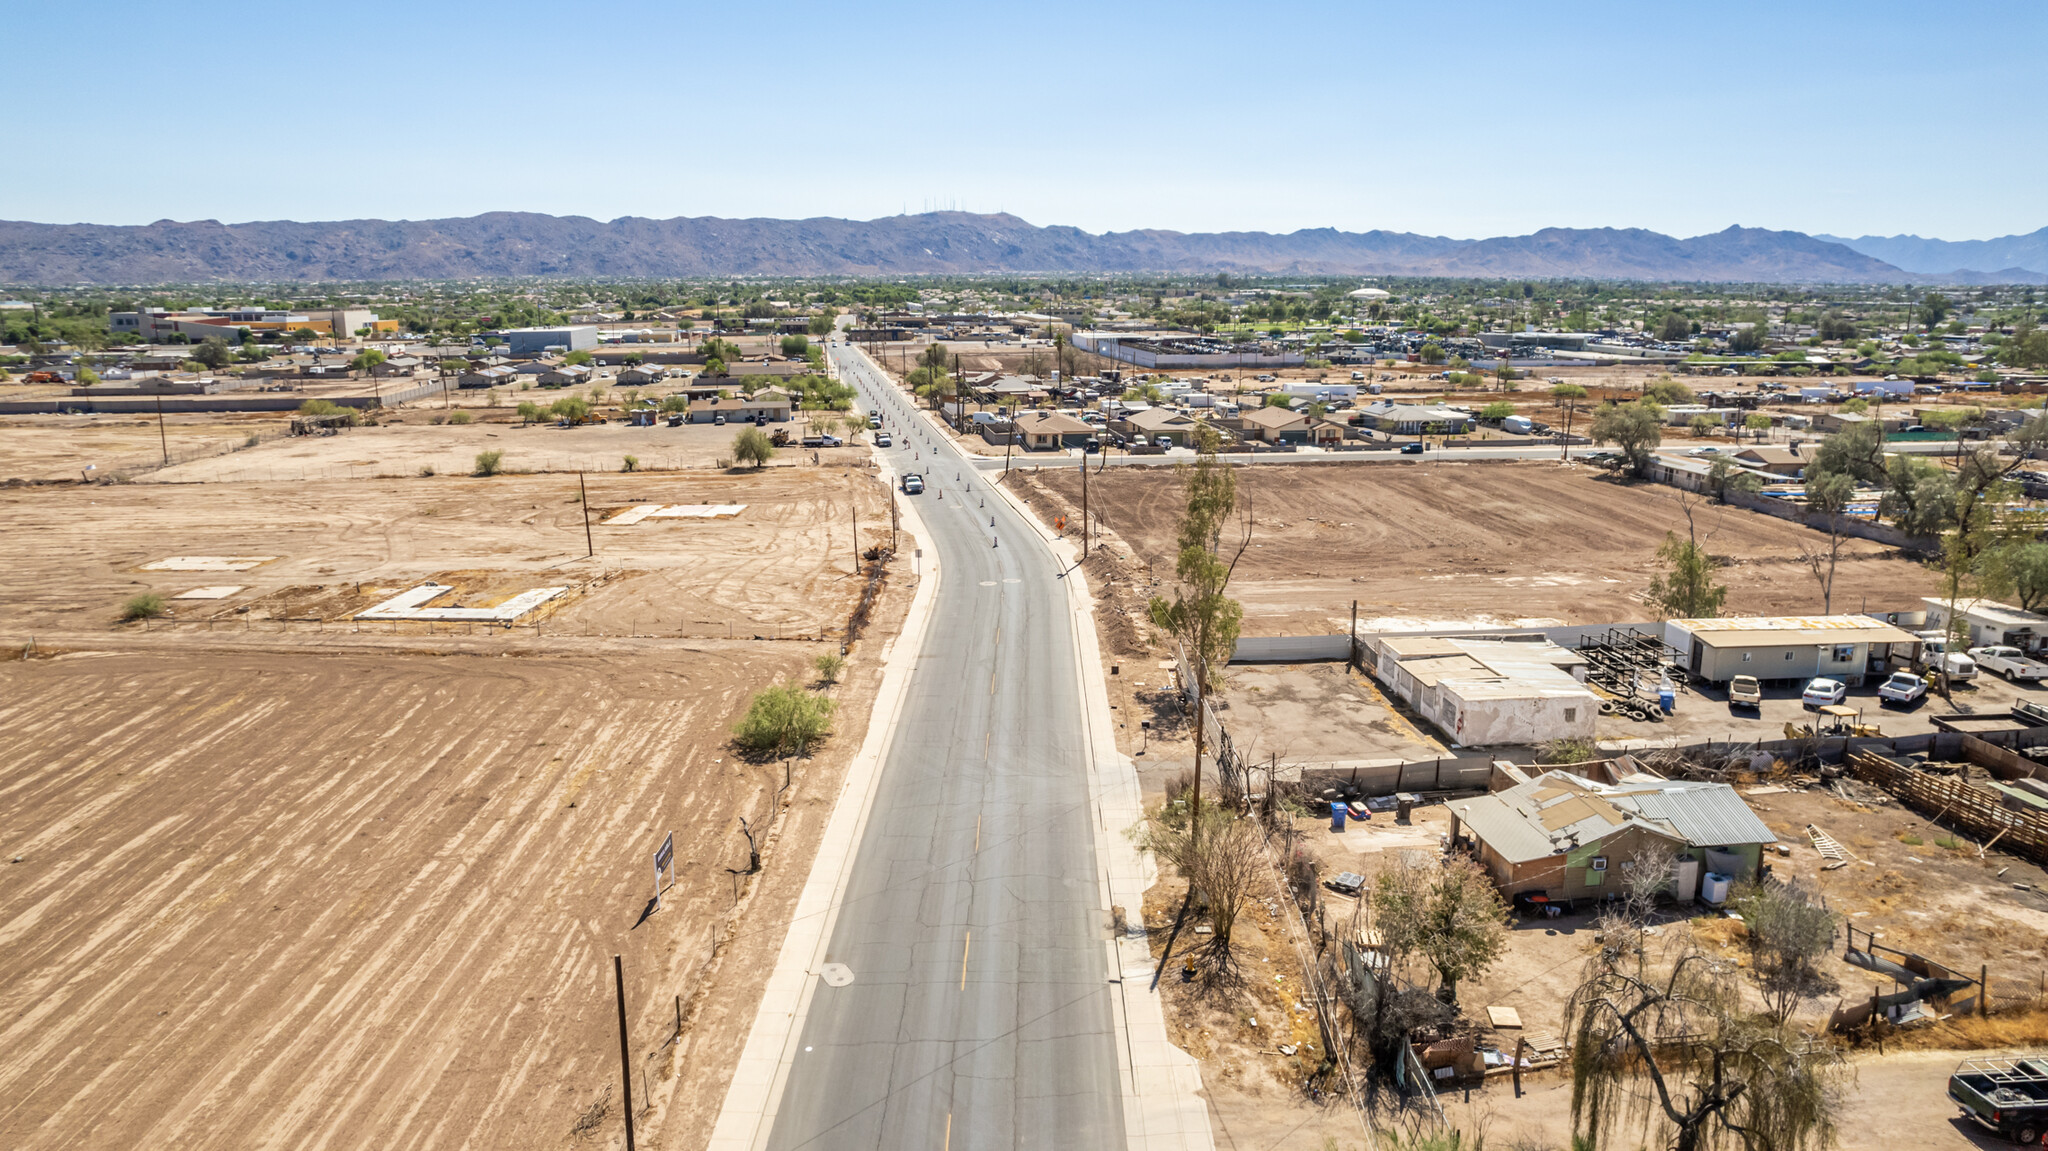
[{"x1": 819, "y1": 963, "x2": 854, "y2": 987}]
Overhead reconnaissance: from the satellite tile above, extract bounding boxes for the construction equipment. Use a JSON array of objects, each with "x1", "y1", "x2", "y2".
[{"x1": 1785, "y1": 703, "x2": 1879, "y2": 741}]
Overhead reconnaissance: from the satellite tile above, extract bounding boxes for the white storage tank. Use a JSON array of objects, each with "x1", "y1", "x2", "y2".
[
  {"x1": 1669, "y1": 854, "x2": 1701, "y2": 902},
  {"x1": 1700, "y1": 871, "x2": 1733, "y2": 906}
]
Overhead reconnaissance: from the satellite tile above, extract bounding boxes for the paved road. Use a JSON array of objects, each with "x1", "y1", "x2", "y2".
[
  {"x1": 960, "y1": 437, "x2": 1971, "y2": 469},
  {"x1": 762, "y1": 346, "x2": 1122, "y2": 1150}
]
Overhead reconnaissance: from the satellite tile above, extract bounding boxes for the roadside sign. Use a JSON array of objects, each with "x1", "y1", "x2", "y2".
[{"x1": 653, "y1": 831, "x2": 675, "y2": 910}]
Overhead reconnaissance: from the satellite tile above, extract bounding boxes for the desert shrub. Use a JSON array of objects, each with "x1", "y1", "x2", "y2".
[
  {"x1": 814, "y1": 652, "x2": 845, "y2": 684},
  {"x1": 621, "y1": 455, "x2": 640, "y2": 472},
  {"x1": 1899, "y1": 832, "x2": 1924, "y2": 846},
  {"x1": 297, "y1": 397, "x2": 360, "y2": 426},
  {"x1": 516, "y1": 401, "x2": 542, "y2": 423},
  {"x1": 122, "y1": 593, "x2": 166, "y2": 620},
  {"x1": 733, "y1": 682, "x2": 835, "y2": 756},
  {"x1": 447, "y1": 410, "x2": 473, "y2": 425},
  {"x1": 417, "y1": 464, "x2": 435, "y2": 477},
  {"x1": 1536, "y1": 737, "x2": 1596, "y2": 764},
  {"x1": 473, "y1": 449, "x2": 504, "y2": 476}
]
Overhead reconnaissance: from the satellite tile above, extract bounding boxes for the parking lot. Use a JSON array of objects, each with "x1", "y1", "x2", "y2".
[{"x1": 1604, "y1": 665, "x2": 2043, "y2": 746}]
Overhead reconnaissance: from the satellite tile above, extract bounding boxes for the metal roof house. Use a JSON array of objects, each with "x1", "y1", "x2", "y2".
[
  {"x1": 1663, "y1": 615, "x2": 1920, "y2": 686},
  {"x1": 1453, "y1": 767, "x2": 1777, "y2": 904}
]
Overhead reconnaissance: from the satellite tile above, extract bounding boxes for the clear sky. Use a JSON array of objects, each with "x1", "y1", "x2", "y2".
[{"x1": 10, "y1": 0, "x2": 2042, "y2": 241}]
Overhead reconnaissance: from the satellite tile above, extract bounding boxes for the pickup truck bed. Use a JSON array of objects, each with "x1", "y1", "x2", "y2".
[
  {"x1": 1972, "y1": 647, "x2": 2048, "y2": 683},
  {"x1": 1950, "y1": 1054, "x2": 2048, "y2": 1143}
]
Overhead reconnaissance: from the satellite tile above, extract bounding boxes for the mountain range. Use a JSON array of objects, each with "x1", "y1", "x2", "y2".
[{"x1": 0, "y1": 211, "x2": 2041, "y2": 285}]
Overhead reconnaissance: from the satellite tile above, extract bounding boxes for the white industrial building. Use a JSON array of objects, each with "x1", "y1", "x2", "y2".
[
  {"x1": 1922, "y1": 598, "x2": 2048, "y2": 654},
  {"x1": 1366, "y1": 635, "x2": 1599, "y2": 747},
  {"x1": 1663, "y1": 615, "x2": 1920, "y2": 686}
]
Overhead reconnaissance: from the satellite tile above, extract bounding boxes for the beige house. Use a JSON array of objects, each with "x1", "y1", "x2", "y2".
[{"x1": 1013, "y1": 410, "x2": 1093, "y2": 449}]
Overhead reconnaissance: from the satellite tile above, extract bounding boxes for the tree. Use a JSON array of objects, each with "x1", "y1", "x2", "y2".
[
  {"x1": 779, "y1": 334, "x2": 810, "y2": 357},
  {"x1": 1657, "y1": 312, "x2": 1691, "y2": 342},
  {"x1": 1986, "y1": 540, "x2": 2048, "y2": 612},
  {"x1": 1918, "y1": 290, "x2": 1950, "y2": 330},
  {"x1": 1688, "y1": 413, "x2": 1718, "y2": 439},
  {"x1": 473, "y1": 449, "x2": 504, "y2": 476},
  {"x1": 1706, "y1": 456, "x2": 1760, "y2": 504},
  {"x1": 1935, "y1": 451, "x2": 2016, "y2": 697},
  {"x1": 1811, "y1": 420, "x2": 1886, "y2": 486},
  {"x1": 733, "y1": 426, "x2": 776, "y2": 468},
  {"x1": 1148, "y1": 425, "x2": 1248, "y2": 841},
  {"x1": 1800, "y1": 471, "x2": 1856, "y2": 613},
  {"x1": 1727, "y1": 324, "x2": 1765, "y2": 354},
  {"x1": 1729, "y1": 880, "x2": 1839, "y2": 1024},
  {"x1": 563, "y1": 349, "x2": 594, "y2": 366},
  {"x1": 1744, "y1": 412, "x2": 1772, "y2": 442},
  {"x1": 1136, "y1": 805, "x2": 1265, "y2": 967},
  {"x1": 516, "y1": 401, "x2": 542, "y2": 424},
  {"x1": 1590, "y1": 400, "x2": 1664, "y2": 476},
  {"x1": 1480, "y1": 401, "x2": 1516, "y2": 421},
  {"x1": 1818, "y1": 313, "x2": 1858, "y2": 342},
  {"x1": 807, "y1": 308, "x2": 839, "y2": 337},
  {"x1": 1999, "y1": 319, "x2": 2048, "y2": 369},
  {"x1": 1647, "y1": 497, "x2": 1727, "y2": 618},
  {"x1": 1369, "y1": 853, "x2": 1509, "y2": 1007},
  {"x1": 192, "y1": 336, "x2": 232, "y2": 370},
  {"x1": 548, "y1": 396, "x2": 592, "y2": 424},
  {"x1": 1567, "y1": 927, "x2": 1848, "y2": 1151},
  {"x1": 732, "y1": 682, "x2": 835, "y2": 757},
  {"x1": 351, "y1": 348, "x2": 387, "y2": 377},
  {"x1": 1552, "y1": 382, "x2": 1588, "y2": 460},
  {"x1": 1417, "y1": 342, "x2": 1446, "y2": 365},
  {"x1": 813, "y1": 652, "x2": 845, "y2": 685},
  {"x1": 1879, "y1": 454, "x2": 1954, "y2": 536},
  {"x1": 1644, "y1": 377, "x2": 1695, "y2": 405}
]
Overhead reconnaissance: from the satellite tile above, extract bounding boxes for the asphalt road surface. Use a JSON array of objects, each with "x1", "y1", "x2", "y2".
[{"x1": 762, "y1": 346, "x2": 1122, "y2": 1150}]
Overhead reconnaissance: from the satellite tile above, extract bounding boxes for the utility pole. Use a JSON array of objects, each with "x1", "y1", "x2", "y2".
[
  {"x1": 614, "y1": 954, "x2": 636, "y2": 1151},
  {"x1": 578, "y1": 472, "x2": 594, "y2": 558},
  {"x1": 1081, "y1": 448, "x2": 1089, "y2": 560},
  {"x1": 154, "y1": 393, "x2": 169, "y2": 467},
  {"x1": 852, "y1": 508, "x2": 860, "y2": 570}
]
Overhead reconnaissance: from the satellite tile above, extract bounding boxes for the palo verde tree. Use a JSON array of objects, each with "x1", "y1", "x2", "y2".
[
  {"x1": 1147, "y1": 424, "x2": 1249, "y2": 839},
  {"x1": 1799, "y1": 470, "x2": 1856, "y2": 613}
]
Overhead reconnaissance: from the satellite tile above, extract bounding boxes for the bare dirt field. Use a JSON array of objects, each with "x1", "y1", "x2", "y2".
[
  {"x1": 0, "y1": 412, "x2": 289, "y2": 482},
  {"x1": 0, "y1": 467, "x2": 889, "y2": 640},
  {"x1": 1031, "y1": 461, "x2": 1941, "y2": 635},
  {"x1": 0, "y1": 437, "x2": 918, "y2": 1149},
  {"x1": 154, "y1": 411, "x2": 873, "y2": 483}
]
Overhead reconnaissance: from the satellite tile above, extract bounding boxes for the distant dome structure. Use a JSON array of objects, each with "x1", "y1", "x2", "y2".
[{"x1": 1348, "y1": 287, "x2": 1391, "y2": 300}]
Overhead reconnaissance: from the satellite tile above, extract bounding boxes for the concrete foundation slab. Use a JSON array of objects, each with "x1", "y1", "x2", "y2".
[
  {"x1": 174, "y1": 586, "x2": 245, "y2": 600},
  {"x1": 144, "y1": 556, "x2": 275, "y2": 572}
]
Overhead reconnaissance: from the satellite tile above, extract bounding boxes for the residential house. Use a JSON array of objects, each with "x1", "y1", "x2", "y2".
[
  {"x1": 458, "y1": 365, "x2": 517, "y2": 389},
  {"x1": 538, "y1": 364, "x2": 593, "y2": 388},
  {"x1": 1012, "y1": 410, "x2": 1093, "y2": 450},
  {"x1": 1730, "y1": 445, "x2": 1808, "y2": 477},
  {"x1": 1116, "y1": 407, "x2": 1202, "y2": 446},
  {"x1": 1354, "y1": 401, "x2": 1475, "y2": 436},
  {"x1": 1454, "y1": 767, "x2": 1778, "y2": 904},
  {"x1": 616, "y1": 364, "x2": 668, "y2": 386}
]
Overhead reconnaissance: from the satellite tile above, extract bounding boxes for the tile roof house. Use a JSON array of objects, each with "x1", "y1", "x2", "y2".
[
  {"x1": 1453, "y1": 767, "x2": 1777, "y2": 905},
  {"x1": 1013, "y1": 410, "x2": 1093, "y2": 449}
]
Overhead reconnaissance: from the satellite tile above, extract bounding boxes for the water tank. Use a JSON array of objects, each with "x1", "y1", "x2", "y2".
[{"x1": 1700, "y1": 872, "x2": 1733, "y2": 906}]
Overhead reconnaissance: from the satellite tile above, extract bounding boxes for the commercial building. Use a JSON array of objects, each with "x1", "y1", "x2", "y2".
[
  {"x1": 109, "y1": 306, "x2": 386, "y2": 342},
  {"x1": 1070, "y1": 331, "x2": 1303, "y2": 369},
  {"x1": 1662, "y1": 615, "x2": 1920, "y2": 686},
  {"x1": 1366, "y1": 634, "x2": 1599, "y2": 746},
  {"x1": 499, "y1": 326, "x2": 599, "y2": 355},
  {"x1": 1922, "y1": 598, "x2": 2048, "y2": 655},
  {"x1": 686, "y1": 395, "x2": 792, "y2": 423},
  {"x1": 1454, "y1": 767, "x2": 1777, "y2": 904}
]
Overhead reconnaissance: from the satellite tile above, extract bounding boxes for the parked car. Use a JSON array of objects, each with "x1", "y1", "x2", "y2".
[
  {"x1": 1728, "y1": 674, "x2": 1762, "y2": 709},
  {"x1": 820, "y1": 434, "x2": 843, "y2": 447},
  {"x1": 1969, "y1": 646, "x2": 2048, "y2": 683},
  {"x1": 713, "y1": 414, "x2": 727, "y2": 426},
  {"x1": 875, "y1": 432, "x2": 892, "y2": 447},
  {"x1": 1877, "y1": 671, "x2": 1929, "y2": 706},
  {"x1": 801, "y1": 435, "x2": 825, "y2": 448},
  {"x1": 1801, "y1": 678, "x2": 1848, "y2": 708},
  {"x1": 1401, "y1": 442, "x2": 1428, "y2": 454},
  {"x1": 901, "y1": 474, "x2": 924, "y2": 494}
]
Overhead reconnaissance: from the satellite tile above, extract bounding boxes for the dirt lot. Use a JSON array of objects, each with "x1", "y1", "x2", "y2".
[
  {"x1": 153, "y1": 411, "x2": 872, "y2": 483},
  {"x1": 1220, "y1": 663, "x2": 1447, "y2": 764},
  {"x1": 0, "y1": 412, "x2": 289, "y2": 482},
  {"x1": 0, "y1": 442, "x2": 916, "y2": 1151},
  {"x1": 1032, "y1": 461, "x2": 1941, "y2": 635},
  {"x1": 0, "y1": 468, "x2": 888, "y2": 639}
]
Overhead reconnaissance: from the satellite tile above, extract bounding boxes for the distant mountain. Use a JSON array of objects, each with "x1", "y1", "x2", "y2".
[
  {"x1": 1817, "y1": 227, "x2": 2048, "y2": 278},
  {"x1": 0, "y1": 210, "x2": 2008, "y2": 285}
]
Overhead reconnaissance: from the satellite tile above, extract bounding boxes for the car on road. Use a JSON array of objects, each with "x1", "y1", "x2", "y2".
[
  {"x1": 1728, "y1": 674, "x2": 1762, "y2": 709},
  {"x1": 1801, "y1": 677, "x2": 1848, "y2": 708},
  {"x1": 868, "y1": 415, "x2": 882, "y2": 429},
  {"x1": 901, "y1": 474, "x2": 924, "y2": 494},
  {"x1": 1401, "y1": 442, "x2": 1428, "y2": 454},
  {"x1": 1688, "y1": 446, "x2": 1723, "y2": 456},
  {"x1": 1969, "y1": 646, "x2": 2048, "y2": 683},
  {"x1": 1877, "y1": 671, "x2": 1929, "y2": 706},
  {"x1": 875, "y1": 432, "x2": 892, "y2": 447}
]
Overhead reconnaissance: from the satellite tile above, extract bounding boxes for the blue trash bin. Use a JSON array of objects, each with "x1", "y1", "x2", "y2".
[
  {"x1": 1330, "y1": 802, "x2": 1347, "y2": 832},
  {"x1": 1659, "y1": 689, "x2": 1676, "y2": 714}
]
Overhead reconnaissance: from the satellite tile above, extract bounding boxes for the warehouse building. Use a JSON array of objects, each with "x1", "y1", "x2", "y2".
[
  {"x1": 1922, "y1": 598, "x2": 2048, "y2": 655},
  {"x1": 1366, "y1": 634, "x2": 1599, "y2": 746},
  {"x1": 499, "y1": 326, "x2": 599, "y2": 355},
  {"x1": 1663, "y1": 615, "x2": 1920, "y2": 686}
]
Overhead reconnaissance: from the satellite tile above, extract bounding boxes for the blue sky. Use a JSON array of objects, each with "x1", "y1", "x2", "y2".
[{"x1": 10, "y1": 0, "x2": 2042, "y2": 240}]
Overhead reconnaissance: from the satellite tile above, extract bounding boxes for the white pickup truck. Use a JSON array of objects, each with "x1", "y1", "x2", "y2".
[{"x1": 1969, "y1": 645, "x2": 2048, "y2": 683}]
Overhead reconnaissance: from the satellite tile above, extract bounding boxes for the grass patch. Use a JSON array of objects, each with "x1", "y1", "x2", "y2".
[
  {"x1": 1933, "y1": 834, "x2": 1965, "y2": 851},
  {"x1": 446, "y1": 410, "x2": 473, "y2": 425},
  {"x1": 1898, "y1": 832, "x2": 1924, "y2": 846}
]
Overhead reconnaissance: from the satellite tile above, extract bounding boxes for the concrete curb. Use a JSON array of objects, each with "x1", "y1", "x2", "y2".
[{"x1": 706, "y1": 352, "x2": 945, "y2": 1151}]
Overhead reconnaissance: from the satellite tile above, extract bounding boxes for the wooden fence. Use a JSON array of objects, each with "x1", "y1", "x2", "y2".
[{"x1": 1848, "y1": 749, "x2": 2048, "y2": 867}]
